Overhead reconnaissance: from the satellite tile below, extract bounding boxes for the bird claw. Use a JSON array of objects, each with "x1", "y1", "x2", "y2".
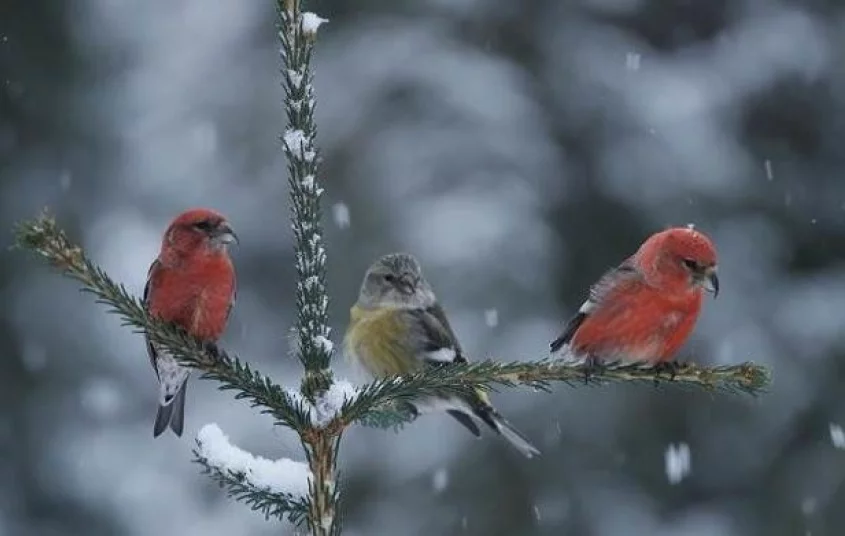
[
  {"x1": 651, "y1": 361, "x2": 681, "y2": 381},
  {"x1": 581, "y1": 355, "x2": 605, "y2": 383},
  {"x1": 202, "y1": 341, "x2": 220, "y2": 360}
]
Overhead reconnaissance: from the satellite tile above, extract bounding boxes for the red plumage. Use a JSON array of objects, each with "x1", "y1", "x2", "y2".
[
  {"x1": 551, "y1": 227, "x2": 719, "y2": 364},
  {"x1": 144, "y1": 208, "x2": 237, "y2": 437}
]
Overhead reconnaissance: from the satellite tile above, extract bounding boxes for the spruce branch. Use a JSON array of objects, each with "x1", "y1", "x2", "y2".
[
  {"x1": 13, "y1": 211, "x2": 310, "y2": 432},
  {"x1": 194, "y1": 451, "x2": 310, "y2": 525},
  {"x1": 277, "y1": 1, "x2": 339, "y2": 534},
  {"x1": 279, "y1": 0, "x2": 332, "y2": 400},
  {"x1": 342, "y1": 359, "x2": 770, "y2": 427}
]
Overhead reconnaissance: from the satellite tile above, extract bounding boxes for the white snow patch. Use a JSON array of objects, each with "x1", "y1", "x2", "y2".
[
  {"x1": 432, "y1": 468, "x2": 449, "y2": 493},
  {"x1": 284, "y1": 129, "x2": 310, "y2": 154},
  {"x1": 332, "y1": 202, "x2": 350, "y2": 229},
  {"x1": 301, "y1": 13, "x2": 328, "y2": 35},
  {"x1": 282, "y1": 128, "x2": 317, "y2": 161},
  {"x1": 312, "y1": 380, "x2": 357, "y2": 425},
  {"x1": 289, "y1": 380, "x2": 359, "y2": 427},
  {"x1": 287, "y1": 69, "x2": 304, "y2": 88},
  {"x1": 484, "y1": 308, "x2": 499, "y2": 328},
  {"x1": 314, "y1": 335, "x2": 334, "y2": 353},
  {"x1": 665, "y1": 442, "x2": 691, "y2": 485},
  {"x1": 829, "y1": 423, "x2": 845, "y2": 449},
  {"x1": 196, "y1": 423, "x2": 310, "y2": 496}
]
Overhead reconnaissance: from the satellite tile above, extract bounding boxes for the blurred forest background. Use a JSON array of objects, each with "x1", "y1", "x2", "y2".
[{"x1": 2, "y1": 0, "x2": 845, "y2": 534}]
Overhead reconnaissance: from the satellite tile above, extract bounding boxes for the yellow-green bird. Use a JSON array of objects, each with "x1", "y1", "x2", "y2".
[{"x1": 344, "y1": 252, "x2": 540, "y2": 458}]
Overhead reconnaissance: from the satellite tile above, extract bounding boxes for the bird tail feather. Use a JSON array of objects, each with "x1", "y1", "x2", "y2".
[
  {"x1": 468, "y1": 393, "x2": 540, "y2": 458},
  {"x1": 153, "y1": 379, "x2": 188, "y2": 438}
]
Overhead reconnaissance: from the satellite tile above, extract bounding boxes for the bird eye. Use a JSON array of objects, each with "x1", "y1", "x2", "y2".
[
  {"x1": 383, "y1": 274, "x2": 396, "y2": 283},
  {"x1": 193, "y1": 220, "x2": 214, "y2": 232},
  {"x1": 682, "y1": 258, "x2": 698, "y2": 271}
]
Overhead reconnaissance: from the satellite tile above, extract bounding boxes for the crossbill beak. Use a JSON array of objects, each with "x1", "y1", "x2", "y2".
[
  {"x1": 215, "y1": 221, "x2": 239, "y2": 245},
  {"x1": 397, "y1": 274, "x2": 416, "y2": 295},
  {"x1": 702, "y1": 267, "x2": 719, "y2": 298}
]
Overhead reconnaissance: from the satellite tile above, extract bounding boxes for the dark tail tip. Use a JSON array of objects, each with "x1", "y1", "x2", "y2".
[
  {"x1": 550, "y1": 337, "x2": 565, "y2": 353},
  {"x1": 153, "y1": 403, "x2": 173, "y2": 438},
  {"x1": 168, "y1": 380, "x2": 187, "y2": 437},
  {"x1": 447, "y1": 409, "x2": 481, "y2": 437}
]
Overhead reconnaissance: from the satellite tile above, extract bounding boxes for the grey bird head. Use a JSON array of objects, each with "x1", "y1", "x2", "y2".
[{"x1": 356, "y1": 253, "x2": 436, "y2": 309}]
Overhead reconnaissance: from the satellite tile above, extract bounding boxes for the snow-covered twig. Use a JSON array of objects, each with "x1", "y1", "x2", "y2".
[{"x1": 195, "y1": 424, "x2": 310, "y2": 523}]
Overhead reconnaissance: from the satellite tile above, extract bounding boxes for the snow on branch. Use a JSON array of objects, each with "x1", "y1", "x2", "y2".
[
  {"x1": 197, "y1": 424, "x2": 310, "y2": 494},
  {"x1": 289, "y1": 379, "x2": 358, "y2": 427},
  {"x1": 195, "y1": 424, "x2": 310, "y2": 524}
]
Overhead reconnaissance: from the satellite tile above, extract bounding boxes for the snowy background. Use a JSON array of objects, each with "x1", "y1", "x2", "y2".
[{"x1": 2, "y1": 0, "x2": 845, "y2": 534}]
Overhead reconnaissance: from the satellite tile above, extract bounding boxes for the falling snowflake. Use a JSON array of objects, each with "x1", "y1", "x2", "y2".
[
  {"x1": 829, "y1": 423, "x2": 845, "y2": 449},
  {"x1": 332, "y1": 202, "x2": 350, "y2": 229},
  {"x1": 484, "y1": 308, "x2": 498, "y2": 328},
  {"x1": 59, "y1": 170, "x2": 72, "y2": 191},
  {"x1": 801, "y1": 497, "x2": 817, "y2": 516},
  {"x1": 432, "y1": 468, "x2": 449, "y2": 493},
  {"x1": 625, "y1": 52, "x2": 641, "y2": 72},
  {"x1": 665, "y1": 442, "x2": 691, "y2": 484},
  {"x1": 764, "y1": 159, "x2": 774, "y2": 181}
]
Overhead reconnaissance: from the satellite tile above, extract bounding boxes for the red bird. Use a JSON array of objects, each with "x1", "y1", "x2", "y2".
[
  {"x1": 550, "y1": 227, "x2": 718, "y2": 366},
  {"x1": 143, "y1": 209, "x2": 238, "y2": 437}
]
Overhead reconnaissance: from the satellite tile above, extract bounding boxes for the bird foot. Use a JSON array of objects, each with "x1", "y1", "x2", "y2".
[
  {"x1": 581, "y1": 355, "x2": 606, "y2": 383},
  {"x1": 651, "y1": 361, "x2": 681, "y2": 381}
]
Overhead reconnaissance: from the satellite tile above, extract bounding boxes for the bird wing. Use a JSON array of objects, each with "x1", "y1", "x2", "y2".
[
  {"x1": 404, "y1": 304, "x2": 467, "y2": 366},
  {"x1": 143, "y1": 259, "x2": 163, "y2": 380},
  {"x1": 550, "y1": 257, "x2": 640, "y2": 352},
  {"x1": 403, "y1": 305, "x2": 496, "y2": 435},
  {"x1": 226, "y1": 273, "x2": 237, "y2": 323}
]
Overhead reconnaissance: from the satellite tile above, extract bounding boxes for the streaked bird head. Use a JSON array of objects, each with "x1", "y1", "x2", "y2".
[
  {"x1": 638, "y1": 226, "x2": 719, "y2": 298},
  {"x1": 356, "y1": 252, "x2": 436, "y2": 309},
  {"x1": 164, "y1": 208, "x2": 238, "y2": 256}
]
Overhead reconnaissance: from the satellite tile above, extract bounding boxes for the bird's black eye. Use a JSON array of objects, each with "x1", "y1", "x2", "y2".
[
  {"x1": 682, "y1": 258, "x2": 698, "y2": 271},
  {"x1": 193, "y1": 220, "x2": 214, "y2": 232},
  {"x1": 383, "y1": 274, "x2": 396, "y2": 283}
]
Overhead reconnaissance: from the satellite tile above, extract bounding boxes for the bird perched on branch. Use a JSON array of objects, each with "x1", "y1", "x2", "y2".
[
  {"x1": 550, "y1": 226, "x2": 718, "y2": 368},
  {"x1": 144, "y1": 208, "x2": 238, "y2": 437},
  {"x1": 345, "y1": 253, "x2": 540, "y2": 458}
]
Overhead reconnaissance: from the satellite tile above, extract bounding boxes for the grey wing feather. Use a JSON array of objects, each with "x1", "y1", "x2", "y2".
[
  {"x1": 143, "y1": 259, "x2": 161, "y2": 380},
  {"x1": 404, "y1": 305, "x2": 465, "y2": 365},
  {"x1": 226, "y1": 277, "x2": 237, "y2": 323},
  {"x1": 550, "y1": 258, "x2": 640, "y2": 352},
  {"x1": 587, "y1": 257, "x2": 639, "y2": 305}
]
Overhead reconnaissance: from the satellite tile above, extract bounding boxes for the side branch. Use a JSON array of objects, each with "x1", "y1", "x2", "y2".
[
  {"x1": 341, "y1": 359, "x2": 770, "y2": 426},
  {"x1": 14, "y1": 212, "x2": 309, "y2": 431},
  {"x1": 194, "y1": 424, "x2": 311, "y2": 525},
  {"x1": 195, "y1": 454, "x2": 310, "y2": 525}
]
